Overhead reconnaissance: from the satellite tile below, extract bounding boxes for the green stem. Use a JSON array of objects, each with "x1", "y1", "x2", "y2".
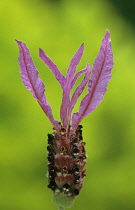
[{"x1": 58, "y1": 207, "x2": 65, "y2": 210}]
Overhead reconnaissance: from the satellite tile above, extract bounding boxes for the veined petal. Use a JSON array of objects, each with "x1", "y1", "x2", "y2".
[
  {"x1": 16, "y1": 40, "x2": 59, "y2": 130},
  {"x1": 68, "y1": 64, "x2": 91, "y2": 120},
  {"x1": 72, "y1": 30, "x2": 113, "y2": 130},
  {"x1": 39, "y1": 48, "x2": 65, "y2": 89}
]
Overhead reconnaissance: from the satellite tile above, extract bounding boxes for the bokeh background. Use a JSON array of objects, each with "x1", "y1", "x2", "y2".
[{"x1": 0, "y1": 0, "x2": 135, "y2": 209}]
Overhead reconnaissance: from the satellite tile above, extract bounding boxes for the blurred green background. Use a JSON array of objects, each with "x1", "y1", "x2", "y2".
[{"x1": 0, "y1": 0, "x2": 135, "y2": 209}]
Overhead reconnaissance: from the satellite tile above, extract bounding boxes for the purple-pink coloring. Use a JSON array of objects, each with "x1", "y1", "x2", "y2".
[{"x1": 16, "y1": 30, "x2": 113, "y2": 133}]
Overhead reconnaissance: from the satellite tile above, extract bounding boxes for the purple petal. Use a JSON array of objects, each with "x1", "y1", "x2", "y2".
[
  {"x1": 60, "y1": 91, "x2": 70, "y2": 129},
  {"x1": 39, "y1": 48, "x2": 65, "y2": 89},
  {"x1": 60, "y1": 44, "x2": 84, "y2": 129},
  {"x1": 72, "y1": 30, "x2": 114, "y2": 130},
  {"x1": 16, "y1": 40, "x2": 59, "y2": 130},
  {"x1": 66, "y1": 43, "x2": 84, "y2": 81},
  {"x1": 71, "y1": 69, "x2": 87, "y2": 89},
  {"x1": 68, "y1": 64, "x2": 91, "y2": 120}
]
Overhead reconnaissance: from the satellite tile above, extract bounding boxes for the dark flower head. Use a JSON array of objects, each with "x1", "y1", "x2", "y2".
[{"x1": 16, "y1": 30, "x2": 113, "y2": 208}]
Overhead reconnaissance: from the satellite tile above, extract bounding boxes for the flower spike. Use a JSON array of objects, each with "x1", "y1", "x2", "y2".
[{"x1": 16, "y1": 30, "x2": 113, "y2": 209}]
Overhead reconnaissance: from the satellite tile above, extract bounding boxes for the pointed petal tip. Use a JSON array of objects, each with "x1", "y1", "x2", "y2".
[
  {"x1": 15, "y1": 39, "x2": 20, "y2": 45},
  {"x1": 77, "y1": 43, "x2": 84, "y2": 51},
  {"x1": 81, "y1": 43, "x2": 84, "y2": 49},
  {"x1": 39, "y1": 48, "x2": 47, "y2": 59},
  {"x1": 39, "y1": 48, "x2": 43, "y2": 56},
  {"x1": 39, "y1": 47, "x2": 43, "y2": 53},
  {"x1": 104, "y1": 30, "x2": 112, "y2": 43},
  {"x1": 106, "y1": 29, "x2": 111, "y2": 38},
  {"x1": 15, "y1": 40, "x2": 27, "y2": 49},
  {"x1": 106, "y1": 29, "x2": 110, "y2": 34},
  {"x1": 15, "y1": 39, "x2": 23, "y2": 44},
  {"x1": 39, "y1": 48, "x2": 48, "y2": 58}
]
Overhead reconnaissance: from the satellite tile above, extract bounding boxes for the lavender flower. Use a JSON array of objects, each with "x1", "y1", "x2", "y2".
[{"x1": 16, "y1": 30, "x2": 113, "y2": 209}]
